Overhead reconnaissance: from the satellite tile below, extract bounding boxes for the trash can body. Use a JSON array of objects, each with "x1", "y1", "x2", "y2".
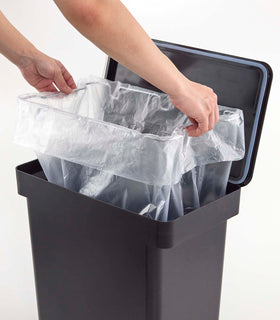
[
  {"x1": 16, "y1": 41, "x2": 272, "y2": 320},
  {"x1": 17, "y1": 160, "x2": 240, "y2": 320}
]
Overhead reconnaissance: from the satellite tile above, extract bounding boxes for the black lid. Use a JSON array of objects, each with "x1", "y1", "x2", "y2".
[{"x1": 105, "y1": 40, "x2": 273, "y2": 186}]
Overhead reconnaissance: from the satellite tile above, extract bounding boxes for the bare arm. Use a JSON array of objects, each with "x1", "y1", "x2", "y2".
[
  {"x1": 54, "y1": 0, "x2": 218, "y2": 136},
  {"x1": 0, "y1": 10, "x2": 76, "y2": 93}
]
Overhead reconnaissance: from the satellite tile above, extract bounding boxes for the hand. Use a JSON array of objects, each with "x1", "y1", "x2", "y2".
[
  {"x1": 169, "y1": 80, "x2": 219, "y2": 137},
  {"x1": 18, "y1": 51, "x2": 76, "y2": 94}
]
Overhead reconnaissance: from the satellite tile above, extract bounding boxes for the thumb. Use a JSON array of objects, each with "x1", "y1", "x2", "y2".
[
  {"x1": 186, "y1": 116, "x2": 208, "y2": 137},
  {"x1": 53, "y1": 69, "x2": 72, "y2": 94}
]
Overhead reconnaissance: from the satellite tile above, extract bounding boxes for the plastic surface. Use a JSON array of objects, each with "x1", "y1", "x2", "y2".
[
  {"x1": 16, "y1": 160, "x2": 241, "y2": 320},
  {"x1": 14, "y1": 76, "x2": 245, "y2": 221},
  {"x1": 106, "y1": 40, "x2": 273, "y2": 185}
]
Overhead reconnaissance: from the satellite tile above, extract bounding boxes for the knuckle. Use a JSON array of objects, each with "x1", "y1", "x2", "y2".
[
  {"x1": 205, "y1": 103, "x2": 211, "y2": 112},
  {"x1": 211, "y1": 101, "x2": 217, "y2": 110},
  {"x1": 205, "y1": 87, "x2": 214, "y2": 94}
]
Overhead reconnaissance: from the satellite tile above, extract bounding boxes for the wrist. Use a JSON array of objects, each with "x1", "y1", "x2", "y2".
[
  {"x1": 167, "y1": 74, "x2": 191, "y2": 101},
  {"x1": 15, "y1": 45, "x2": 41, "y2": 69}
]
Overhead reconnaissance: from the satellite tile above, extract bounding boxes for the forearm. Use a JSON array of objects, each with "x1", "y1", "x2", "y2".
[
  {"x1": 0, "y1": 10, "x2": 40, "y2": 67},
  {"x1": 54, "y1": 0, "x2": 188, "y2": 96}
]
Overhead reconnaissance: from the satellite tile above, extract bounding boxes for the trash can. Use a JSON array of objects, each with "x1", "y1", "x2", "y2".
[{"x1": 16, "y1": 40, "x2": 272, "y2": 320}]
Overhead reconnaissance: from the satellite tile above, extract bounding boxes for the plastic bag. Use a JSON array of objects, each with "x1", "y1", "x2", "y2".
[{"x1": 14, "y1": 76, "x2": 245, "y2": 221}]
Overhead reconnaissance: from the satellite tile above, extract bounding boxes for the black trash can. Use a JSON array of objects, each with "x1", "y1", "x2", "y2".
[{"x1": 16, "y1": 41, "x2": 272, "y2": 320}]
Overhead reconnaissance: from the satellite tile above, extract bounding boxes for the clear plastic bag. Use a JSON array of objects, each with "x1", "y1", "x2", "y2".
[{"x1": 14, "y1": 76, "x2": 245, "y2": 221}]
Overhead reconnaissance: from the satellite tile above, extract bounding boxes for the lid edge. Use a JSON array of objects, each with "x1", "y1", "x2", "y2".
[{"x1": 104, "y1": 40, "x2": 273, "y2": 187}]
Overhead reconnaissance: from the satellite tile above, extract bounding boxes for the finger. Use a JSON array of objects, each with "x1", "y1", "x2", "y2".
[
  {"x1": 187, "y1": 116, "x2": 197, "y2": 126},
  {"x1": 198, "y1": 117, "x2": 209, "y2": 136},
  {"x1": 61, "y1": 64, "x2": 77, "y2": 89},
  {"x1": 53, "y1": 69, "x2": 72, "y2": 94},
  {"x1": 188, "y1": 117, "x2": 209, "y2": 137},
  {"x1": 186, "y1": 117, "x2": 198, "y2": 135},
  {"x1": 37, "y1": 83, "x2": 58, "y2": 93},
  {"x1": 208, "y1": 111, "x2": 215, "y2": 131},
  {"x1": 186, "y1": 123, "x2": 198, "y2": 136},
  {"x1": 215, "y1": 105, "x2": 219, "y2": 124},
  {"x1": 186, "y1": 120, "x2": 198, "y2": 131},
  {"x1": 66, "y1": 73, "x2": 77, "y2": 90},
  {"x1": 56, "y1": 61, "x2": 77, "y2": 90},
  {"x1": 212, "y1": 92, "x2": 219, "y2": 125},
  {"x1": 67, "y1": 77, "x2": 77, "y2": 90}
]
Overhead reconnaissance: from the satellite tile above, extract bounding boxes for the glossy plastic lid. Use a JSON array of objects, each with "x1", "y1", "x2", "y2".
[{"x1": 105, "y1": 40, "x2": 273, "y2": 186}]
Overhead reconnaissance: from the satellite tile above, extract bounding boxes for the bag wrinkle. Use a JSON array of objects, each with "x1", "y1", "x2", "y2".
[{"x1": 14, "y1": 75, "x2": 245, "y2": 221}]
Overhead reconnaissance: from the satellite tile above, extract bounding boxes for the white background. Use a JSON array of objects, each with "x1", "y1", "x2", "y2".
[{"x1": 0, "y1": 0, "x2": 279, "y2": 319}]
